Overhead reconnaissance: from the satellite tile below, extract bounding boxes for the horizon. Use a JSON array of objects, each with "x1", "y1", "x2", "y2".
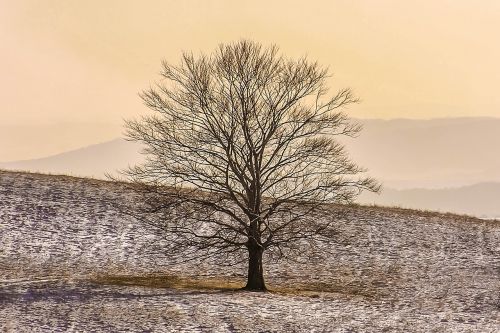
[
  {"x1": 2, "y1": 116, "x2": 500, "y2": 162},
  {"x1": 3, "y1": 117, "x2": 500, "y2": 198}
]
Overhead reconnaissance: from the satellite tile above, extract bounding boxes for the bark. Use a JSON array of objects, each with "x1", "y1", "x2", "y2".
[{"x1": 243, "y1": 243, "x2": 267, "y2": 291}]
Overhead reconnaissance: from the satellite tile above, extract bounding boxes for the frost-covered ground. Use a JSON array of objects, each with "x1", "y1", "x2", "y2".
[{"x1": 1, "y1": 170, "x2": 499, "y2": 332}]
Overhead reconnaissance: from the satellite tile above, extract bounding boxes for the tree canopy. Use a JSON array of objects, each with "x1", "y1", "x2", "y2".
[{"x1": 124, "y1": 40, "x2": 379, "y2": 290}]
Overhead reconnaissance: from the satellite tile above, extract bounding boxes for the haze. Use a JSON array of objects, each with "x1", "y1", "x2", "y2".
[{"x1": 2, "y1": 0, "x2": 500, "y2": 161}]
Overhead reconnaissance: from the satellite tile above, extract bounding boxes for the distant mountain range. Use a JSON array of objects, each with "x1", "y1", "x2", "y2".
[
  {"x1": 343, "y1": 117, "x2": 500, "y2": 189},
  {"x1": 358, "y1": 183, "x2": 500, "y2": 219},
  {"x1": 0, "y1": 122, "x2": 123, "y2": 162},
  {"x1": 1, "y1": 117, "x2": 499, "y2": 218},
  {"x1": 0, "y1": 138, "x2": 142, "y2": 179}
]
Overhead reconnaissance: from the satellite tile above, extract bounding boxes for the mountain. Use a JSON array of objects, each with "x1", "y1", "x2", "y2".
[
  {"x1": 0, "y1": 122, "x2": 123, "y2": 162},
  {"x1": 359, "y1": 182, "x2": 500, "y2": 219},
  {"x1": 344, "y1": 117, "x2": 500, "y2": 189},
  {"x1": 0, "y1": 138, "x2": 142, "y2": 179},
  {"x1": 2, "y1": 117, "x2": 500, "y2": 187}
]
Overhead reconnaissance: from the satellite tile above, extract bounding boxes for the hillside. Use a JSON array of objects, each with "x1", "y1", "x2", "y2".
[{"x1": 1, "y1": 170, "x2": 499, "y2": 332}]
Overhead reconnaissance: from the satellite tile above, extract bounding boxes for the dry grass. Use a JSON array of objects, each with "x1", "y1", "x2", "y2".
[
  {"x1": 89, "y1": 274, "x2": 382, "y2": 299},
  {"x1": 90, "y1": 274, "x2": 244, "y2": 292},
  {"x1": 343, "y1": 202, "x2": 499, "y2": 226}
]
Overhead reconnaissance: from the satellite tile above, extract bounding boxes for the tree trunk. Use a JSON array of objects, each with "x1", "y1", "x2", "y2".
[{"x1": 243, "y1": 244, "x2": 267, "y2": 291}]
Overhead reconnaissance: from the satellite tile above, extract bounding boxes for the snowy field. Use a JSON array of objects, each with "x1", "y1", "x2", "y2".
[{"x1": 1, "y1": 170, "x2": 499, "y2": 332}]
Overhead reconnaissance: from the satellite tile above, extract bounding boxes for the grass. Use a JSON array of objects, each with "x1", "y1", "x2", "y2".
[
  {"x1": 344, "y1": 202, "x2": 499, "y2": 225},
  {"x1": 89, "y1": 274, "x2": 381, "y2": 299},
  {"x1": 90, "y1": 274, "x2": 244, "y2": 292}
]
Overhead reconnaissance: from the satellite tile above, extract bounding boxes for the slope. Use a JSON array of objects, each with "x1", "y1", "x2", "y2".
[{"x1": 1, "y1": 170, "x2": 498, "y2": 331}]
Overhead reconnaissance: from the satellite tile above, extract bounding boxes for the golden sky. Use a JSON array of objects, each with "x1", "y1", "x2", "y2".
[{"x1": 1, "y1": 1, "x2": 500, "y2": 144}]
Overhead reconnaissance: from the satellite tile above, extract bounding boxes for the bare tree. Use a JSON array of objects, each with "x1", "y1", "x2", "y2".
[{"x1": 124, "y1": 40, "x2": 379, "y2": 291}]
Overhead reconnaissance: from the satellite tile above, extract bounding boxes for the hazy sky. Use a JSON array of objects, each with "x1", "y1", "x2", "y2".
[{"x1": 2, "y1": 0, "x2": 500, "y2": 159}]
